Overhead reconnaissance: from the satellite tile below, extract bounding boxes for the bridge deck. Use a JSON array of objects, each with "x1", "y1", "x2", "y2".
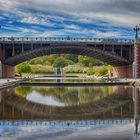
[{"x1": 0, "y1": 37, "x2": 134, "y2": 44}]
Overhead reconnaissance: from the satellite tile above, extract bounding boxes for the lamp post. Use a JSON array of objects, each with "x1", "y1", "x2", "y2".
[{"x1": 134, "y1": 26, "x2": 140, "y2": 39}]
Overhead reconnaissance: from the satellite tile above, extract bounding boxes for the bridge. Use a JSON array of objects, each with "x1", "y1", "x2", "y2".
[{"x1": 0, "y1": 37, "x2": 139, "y2": 78}]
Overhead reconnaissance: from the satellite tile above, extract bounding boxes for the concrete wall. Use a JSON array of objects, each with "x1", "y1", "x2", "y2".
[{"x1": 112, "y1": 65, "x2": 132, "y2": 78}]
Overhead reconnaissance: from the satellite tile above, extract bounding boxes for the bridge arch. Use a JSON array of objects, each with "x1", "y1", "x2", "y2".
[
  {"x1": 3, "y1": 45, "x2": 130, "y2": 66},
  {"x1": 0, "y1": 38, "x2": 134, "y2": 78}
]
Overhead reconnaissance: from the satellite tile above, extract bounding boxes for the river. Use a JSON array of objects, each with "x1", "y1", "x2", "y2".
[{"x1": 0, "y1": 78, "x2": 139, "y2": 140}]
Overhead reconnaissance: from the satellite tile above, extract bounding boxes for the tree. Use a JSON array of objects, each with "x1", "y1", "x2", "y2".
[
  {"x1": 53, "y1": 56, "x2": 69, "y2": 68},
  {"x1": 78, "y1": 56, "x2": 103, "y2": 67},
  {"x1": 95, "y1": 66, "x2": 108, "y2": 76},
  {"x1": 16, "y1": 62, "x2": 31, "y2": 73},
  {"x1": 66, "y1": 54, "x2": 78, "y2": 63}
]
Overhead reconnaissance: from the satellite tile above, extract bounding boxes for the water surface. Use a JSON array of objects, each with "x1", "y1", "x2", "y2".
[{"x1": 0, "y1": 79, "x2": 139, "y2": 140}]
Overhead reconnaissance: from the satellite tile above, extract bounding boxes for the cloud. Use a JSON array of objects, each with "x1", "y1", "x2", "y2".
[
  {"x1": 0, "y1": 0, "x2": 19, "y2": 11},
  {"x1": 0, "y1": 0, "x2": 138, "y2": 38},
  {"x1": 91, "y1": 30, "x2": 120, "y2": 38},
  {"x1": 1, "y1": 0, "x2": 140, "y2": 26},
  {"x1": 21, "y1": 16, "x2": 50, "y2": 26}
]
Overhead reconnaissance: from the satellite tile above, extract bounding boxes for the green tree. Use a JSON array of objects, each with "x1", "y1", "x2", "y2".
[
  {"x1": 66, "y1": 54, "x2": 78, "y2": 63},
  {"x1": 95, "y1": 66, "x2": 108, "y2": 76},
  {"x1": 16, "y1": 62, "x2": 31, "y2": 73},
  {"x1": 78, "y1": 56, "x2": 103, "y2": 67},
  {"x1": 53, "y1": 56, "x2": 69, "y2": 68}
]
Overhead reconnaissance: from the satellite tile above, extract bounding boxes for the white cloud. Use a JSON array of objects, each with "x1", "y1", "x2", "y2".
[
  {"x1": 21, "y1": 17, "x2": 47, "y2": 25},
  {"x1": 21, "y1": 17, "x2": 39, "y2": 24},
  {"x1": 0, "y1": 0, "x2": 19, "y2": 11},
  {"x1": 64, "y1": 24, "x2": 81, "y2": 30},
  {"x1": 1, "y1": 0, "x2": 140, "y2": 26},
  {"x1": 0, "y1": 0, "x2": 138, "y2": 38},
  {"x1": 91, "y1": 30, "x2": 120, "y2": 38},
  {"x1": 13, "y1": 0, "x2": 140, "y2": 26}
]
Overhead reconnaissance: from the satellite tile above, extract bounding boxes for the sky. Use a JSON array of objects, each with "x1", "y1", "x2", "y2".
[{"x1": 0, "y1": 0, "x2": 140, "y2": 39}]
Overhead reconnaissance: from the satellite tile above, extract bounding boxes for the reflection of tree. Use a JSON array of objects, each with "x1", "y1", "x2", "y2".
[
  {"x1": 15, "y1": 87, "x2": 32, "y2": 97},
  {"x1": 14, "y1": 86, "x2": 114, "y2": 106}
]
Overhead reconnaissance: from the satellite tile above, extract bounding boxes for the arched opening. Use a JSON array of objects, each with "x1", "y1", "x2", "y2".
[
  {"x1": 2, "y1": 45, "x2": 131, "y2": 78},
  {"x1": 15, "y1": 54, "x2": 113, "y2": 78},
  {"x1": 3, "y1": 45, "x2": 129, "y2": 66}
]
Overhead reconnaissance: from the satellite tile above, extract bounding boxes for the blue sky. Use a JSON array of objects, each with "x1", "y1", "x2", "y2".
[{"x1": 0, "y1": 0, "x2": 139, "y2": 39}]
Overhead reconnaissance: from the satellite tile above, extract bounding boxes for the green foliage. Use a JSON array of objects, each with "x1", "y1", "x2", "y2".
[
  {"x1": 66, "y1": 54, "x2": 78, "y2": 63},
  {"x1": 95, "y1": 66, "x2": 108, "y2": 76},
  {"x1": 87, "y1": 68, "x2": 95, "y2": 75},
  {"x1": 64, "y1": 65, "x2": 88, "y2": 74},
  {"x1": 16, "y1": 62, "x2": 31, "y2": 73},
  {"x1": 29, "y1": 55, "x2": 55, "y2": 65},
  {"x1": 31, "y1": 65, "x2": 54, "y2": 74},
  {"x1": 78, "y1": 56, "x2": 103, "y2": 67},
  {"x1": 53, "y1": 56, "x2": 69, "y2": 68},
  {"x1": 15, "y1": 87, "x2": 32, "y2": 97},
  {"x1": 86, "y1": 65, "x2": 112, "y2": 76},
  {"x1": 15, "y1": 86, "x2": 114, "y2": 106},
  {"x1": 16, "y1": 54, "x2": 112, "y2": 76}
]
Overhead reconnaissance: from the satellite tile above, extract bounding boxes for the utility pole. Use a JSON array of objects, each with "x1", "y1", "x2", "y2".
[{"x1": 133, "y1": 26, "x2": 140, "y2": 78}]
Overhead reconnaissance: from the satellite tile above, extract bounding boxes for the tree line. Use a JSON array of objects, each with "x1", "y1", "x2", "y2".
[{"x1": 16, "y1": 54, "x2": 112, "y2": 76}]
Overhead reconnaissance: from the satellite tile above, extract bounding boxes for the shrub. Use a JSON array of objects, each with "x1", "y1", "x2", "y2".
[
  {"x1": 16, "y1": 62, "x2": 31, "y2": 73},
  {"x1": 31, "y1": 65, "x2": 54, "y2": 74}
]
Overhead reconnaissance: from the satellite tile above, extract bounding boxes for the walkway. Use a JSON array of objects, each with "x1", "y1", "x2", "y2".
[{"x1": 0, "y1": 77, "x2": 31, "y2": 89}]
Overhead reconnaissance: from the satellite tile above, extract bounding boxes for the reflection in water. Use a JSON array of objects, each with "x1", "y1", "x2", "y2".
[
  {"x1": 0, "y1": 84, "x2": 140, "y2": 139},
  {"x1": 0, "y1": 86, "x2": 133, "y2": 120},
  {"x1": 31, "y1": 78, "x2": 105, "y2": 83},
  {"x1": 133, "y1": 87, "x2": 140, "y2": 137},
  {"x1": 27, "y1": 91, "x2": 65, "y2": 107},
  {"x1": 15, "y1": 86, "x2": 114, "y2": 106}
]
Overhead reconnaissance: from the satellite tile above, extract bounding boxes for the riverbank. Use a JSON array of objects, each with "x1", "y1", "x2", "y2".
[
  {"x1": 0, "y1": 77, "x2": 32, "y2": 90},
  {"x1": 0, "y1": 76, "x2": 139, "y2": 90}
]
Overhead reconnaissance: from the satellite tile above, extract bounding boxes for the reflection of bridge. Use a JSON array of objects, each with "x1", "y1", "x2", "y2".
[
  {"x1": 0, "y1": 90, "x2": 133, "y2": 120},
  {"x1": 0, "y1": 119, "x2": 134, "y2": 127},
  {"x1": 0, "y1": 37, "x2": 136, "y2": 78}
]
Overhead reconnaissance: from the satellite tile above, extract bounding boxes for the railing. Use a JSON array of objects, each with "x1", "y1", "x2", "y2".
[
  {"x1": 0, "y1": 119, "x2": 134, "y2": 127},
  {"x1": 0, "y1": 37, "x2": 134, "y2": 43}
]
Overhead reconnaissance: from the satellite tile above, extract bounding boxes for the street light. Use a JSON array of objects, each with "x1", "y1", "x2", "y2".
[{"x1": 134, "y1": 25, "x2": 140, "y2": 39}]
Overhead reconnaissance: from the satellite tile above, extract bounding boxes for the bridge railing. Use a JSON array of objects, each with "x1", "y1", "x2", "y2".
[
  {"x1": 0, "y1": 37, "x2": 134, "y2": 44},
  {"x1": 0, "y1": 119, "x2": 134, "y2": 127}
]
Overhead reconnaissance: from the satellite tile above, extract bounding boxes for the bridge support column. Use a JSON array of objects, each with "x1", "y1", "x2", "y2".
[
  {"x1": 112, "y1": 65, "x2": 132, "y2": 78},
  {"x1": 2, "y1": 64, "x2": 15, "y2": 78},
  {"x1": 0, "y1": 43, "x2": 15, "y2": 78},
  {"x1": 0, "y1": 46, "x2": 3, "y2": 78},
  {"x1": 0, "y1": 92, "x2": 1, "y2": 103},
  {"x1": 0, "y1": 61, "x2": 2, "y2": 78}
]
